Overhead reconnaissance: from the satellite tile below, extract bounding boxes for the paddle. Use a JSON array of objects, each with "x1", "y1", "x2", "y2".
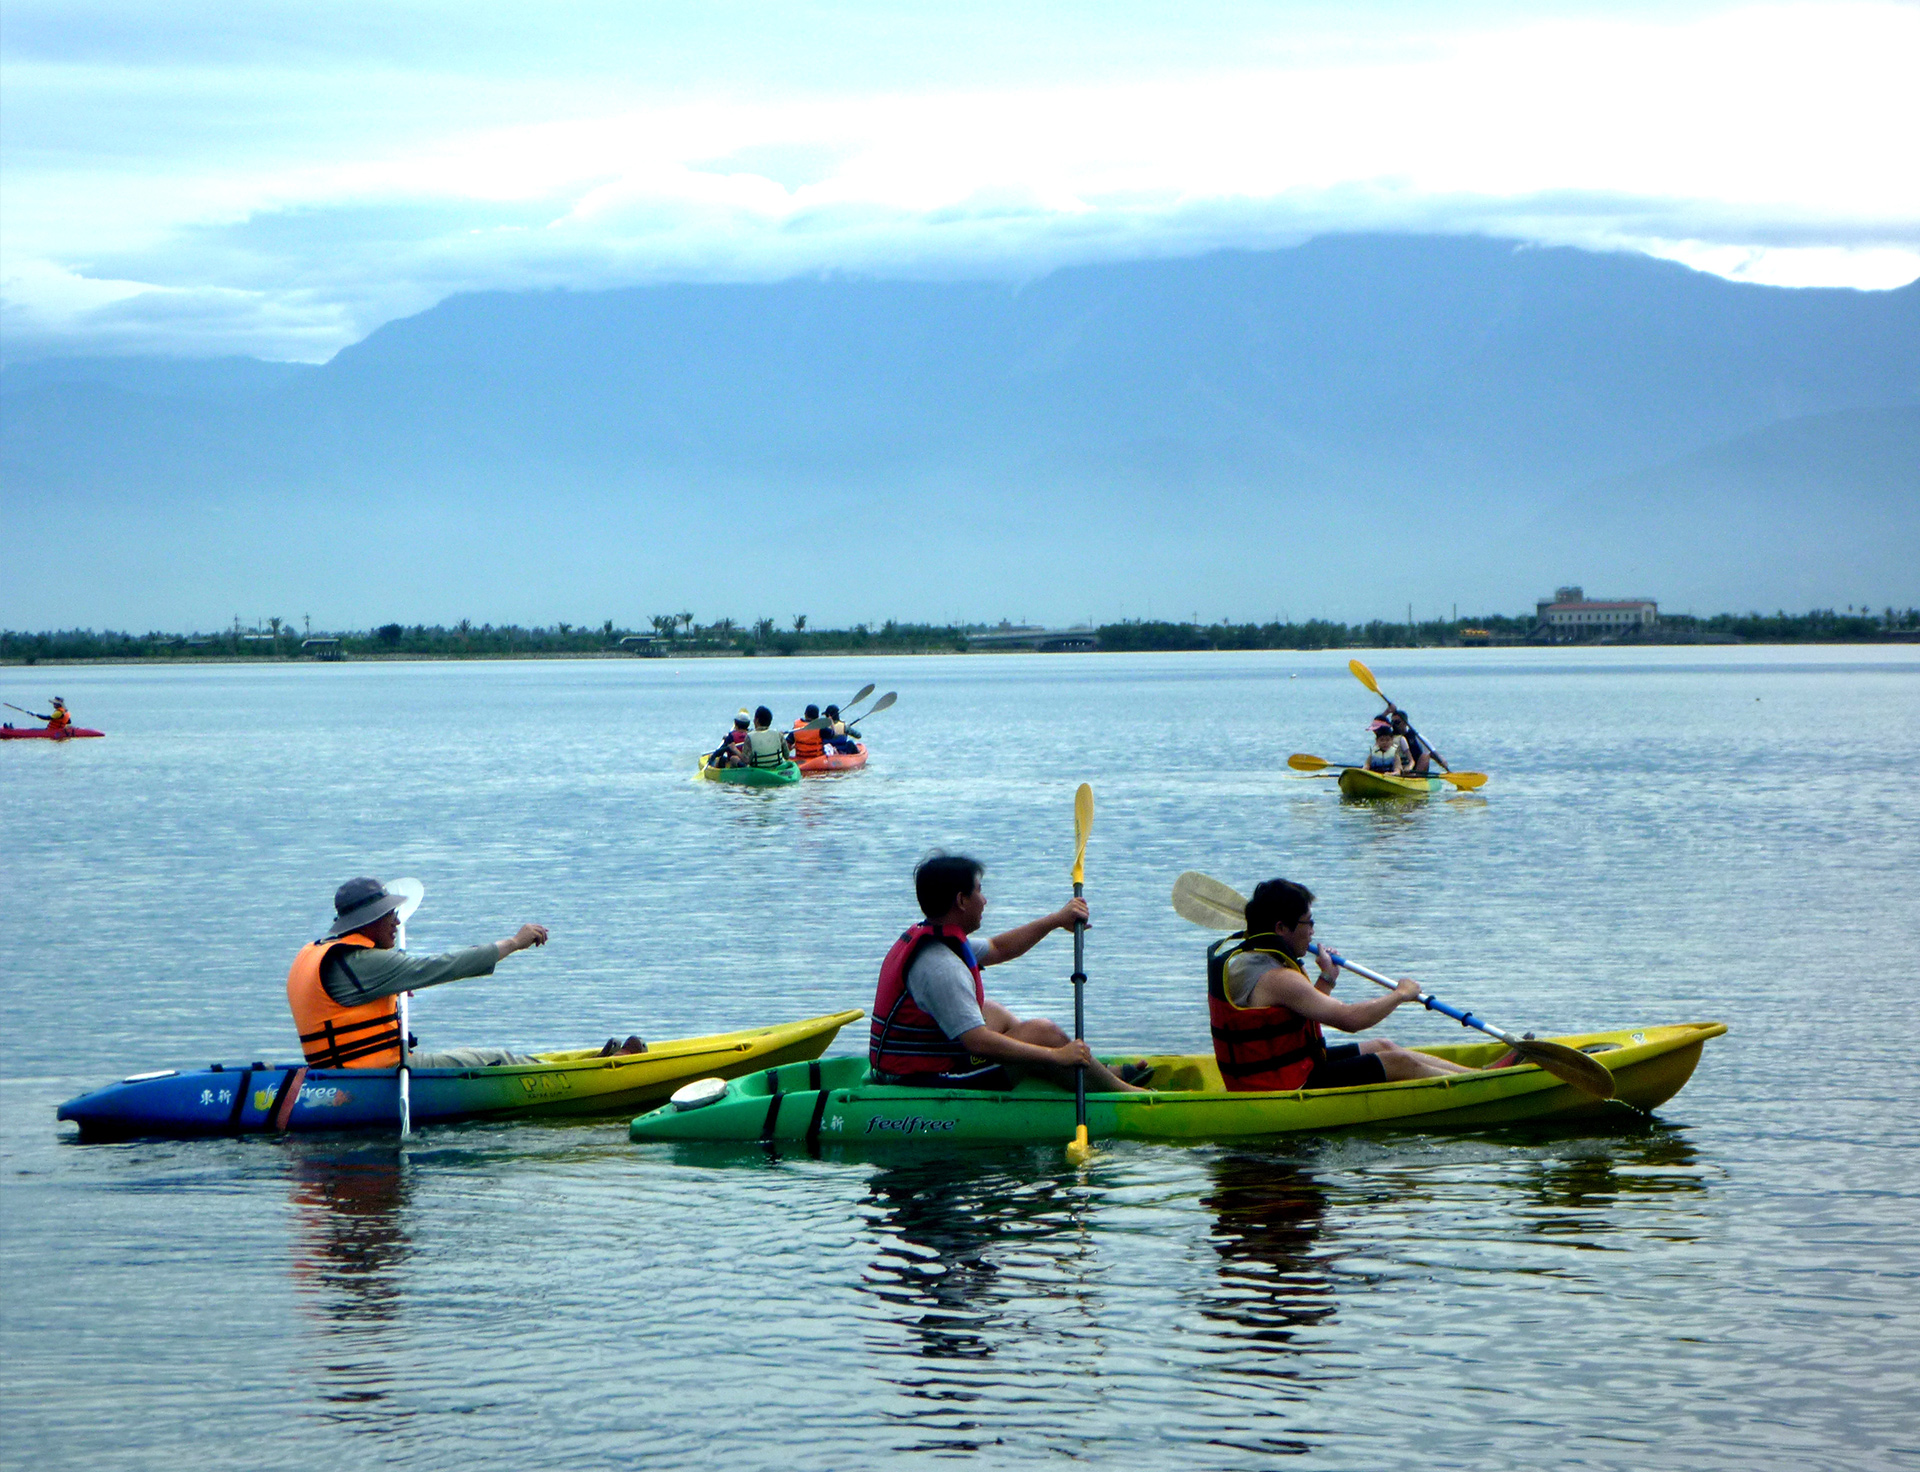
[
  {"x1": 1349, "y1": 658, "x2": 1453, "y2": 773},
  {"x1": 844, "y1": 683, "x2": 875, "y2": 710},
  {"x1": 388, "y1": 877, "x2": 425, "y2": 1141},
  {"x1": 4, "y1": 701, "x2": 50, "y2": 721},
  {"x1": 1065, "y1": 783, "x2": 1095, "y2": 1165},
  {"x1": 1168, "y1": 872, "x2": 1614, "y2": 1098},
  {"x1": 1287, "y1": 752, "x2": 1487, "y2": 791},
  {"x1": 808, "y1": 690, "x2": 896, "y2": 731}
]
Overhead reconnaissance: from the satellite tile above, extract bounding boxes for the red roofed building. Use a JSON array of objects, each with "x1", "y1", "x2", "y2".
[{"x1": 1535, "y1": 586, "x2": 1659, "y2": 639}]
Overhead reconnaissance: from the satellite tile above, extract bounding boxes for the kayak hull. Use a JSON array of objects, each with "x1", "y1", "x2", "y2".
[
  {"x1": 796, "y1": 742, "x2": 867, "y2": 775},
  {"x1": 1338, "y1": 768, "x2": 1446, "y2": 799},
  {"x1": 631, "y1": 1021, "x2": 1725, "y2": 1147},
  {"x1": 699, "y1": 754, "x2": 800, "y2": 786},
  {"x1": 1, "y1": 726, "x2": 104, "y2": 740},
  {"x1": 57, "y1": 1010, "x2": 863, "y2": 1141}
]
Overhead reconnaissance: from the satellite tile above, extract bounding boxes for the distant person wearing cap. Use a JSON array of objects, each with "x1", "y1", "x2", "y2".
[
  {"x1": 791, "y1": 704, "x2": 826, "y2": 762},
  {"x1": 286, "y1": 878, "x2": 581, "y2": 1071},
  {"x1": 1383, "y1": 706, "x2": 1449, "y2": 775},
  {"x1": 712, "y1": 710, "x2": 752, "y2": 767},
  {"x1": 45, "y1": 698, "x2": 72, "y2": 732},
  {"x1": 1364, "y1": 720, "x2": 1411, "y2": 774}
]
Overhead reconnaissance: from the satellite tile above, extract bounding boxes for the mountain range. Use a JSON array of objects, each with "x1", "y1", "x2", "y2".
[{"x1": 4, "y1": 234, "x2": 1915, "y2": 629}]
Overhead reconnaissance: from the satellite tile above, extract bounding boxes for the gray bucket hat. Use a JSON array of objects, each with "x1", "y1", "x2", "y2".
[{"x1": 324, "y1": 877, "x2": 405, "y2": 939}]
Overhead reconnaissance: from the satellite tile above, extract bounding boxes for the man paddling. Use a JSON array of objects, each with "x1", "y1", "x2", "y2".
[
  {"x1": 1382, "y1": 704, "x2": 1450, "y2": 775},
  {"x1": 870, "y1": 854, "x2": 1148, "y2": 1093},
  {"x1": 286, "y1": 877, "x2": 605, "y2": 1071},
  {"x1": 1209, "y1": 879, "x2": 1487, "y2": 1089}
]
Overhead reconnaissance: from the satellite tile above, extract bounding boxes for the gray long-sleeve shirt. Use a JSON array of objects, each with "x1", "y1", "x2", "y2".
[{"x1": 320, "y1": 943, "x2": 499, "y2": 1006}]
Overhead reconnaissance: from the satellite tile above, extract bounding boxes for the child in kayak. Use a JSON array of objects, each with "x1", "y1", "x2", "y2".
[
  {"x1": 711, "y1": 710, "x2": 751, "y2": 767},
  {"x1": 1365, "y1": 721, "x2": 1411, "y2": 774},
  {"x1": 870, "y1": 854, "x2": 1149, "y2": 1093}
]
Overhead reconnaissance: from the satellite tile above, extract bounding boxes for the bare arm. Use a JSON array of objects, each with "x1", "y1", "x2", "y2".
[
  {"x1": 1252, "y1": 963, "x2": 1419, "y2": 1034},
  {"x1": 956, "y1": 1025, "x2": 1093, "y2": 1070},
  {"x1": 972, "y1": 899, "x2": 1087, "y2": 967}
]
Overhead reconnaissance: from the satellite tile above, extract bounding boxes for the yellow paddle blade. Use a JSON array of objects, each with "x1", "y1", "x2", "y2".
[
  {"x1": 1440, "y1": 771, "x2": 1489, "y2": 791},
  {"x1": 1349, "y1": 658, "x2": 1382, "y2": 696},
  {"x1": 1071, "y1": 783, "x2": 1093, "y2": 885},
  {"x1": 1287, "y1": 752, "x2": 1331, "y2": 772},
  {"x1": 1171, "y1": 871, "x2": 1247, "y2": 930},
  {"x1": 1066, "y1": 1124, "x2": 1092, "y2": 1165}
]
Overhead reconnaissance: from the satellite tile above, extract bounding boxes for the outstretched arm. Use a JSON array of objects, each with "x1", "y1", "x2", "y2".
[
  {"x1": 495, "y1": 924, "x2": 548, "y2": 961},
  {"x1": 973, "y1": 899, "x2": 1088, "y2": 967}
]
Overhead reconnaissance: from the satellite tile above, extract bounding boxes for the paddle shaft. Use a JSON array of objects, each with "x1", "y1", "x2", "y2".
[
  {"x1": 1308, "y1": 941, "x2": 1521, "y2": 1046},
  {"x1": 396, "y1": 910, "x2": 412, "y2": 1141},
  {"x1": 1071, "y1": 881, "x2": 1087, "y2": 1134},
  {"x1": 4, "y1": 701, "x2": 50, "y2": 719}
]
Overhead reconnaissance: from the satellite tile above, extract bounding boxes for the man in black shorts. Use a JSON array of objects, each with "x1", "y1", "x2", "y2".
[
  {"x1": 869, "y1": 854, "x2": 1148, "y2": 1092},
  {"x1": 1217, "y1": 879, "x2": 1484, "y2": 1088}
]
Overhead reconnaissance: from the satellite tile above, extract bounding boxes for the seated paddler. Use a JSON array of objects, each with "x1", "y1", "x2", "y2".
[
  {"x1": 1209, "y1": 879, "x2": 1482, "y2": 1089},
  {"x1": 287, "y1": 877, "x2": 562, "y2": 1070},
  {"x1": 791, "y1": 704, "x2": 826, "y2": 762},
  {"x1": 870, "y1": 853, "x2": 1148, "y2": 1093}
]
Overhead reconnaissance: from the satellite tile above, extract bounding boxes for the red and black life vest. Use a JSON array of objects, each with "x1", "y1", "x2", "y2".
[
  {"x1": 286, "y1": 933, "x2": 404, "y2": 1068},
  {"x1": 1207, "y1": 933, "x2": 1326, "y2": 1091},
  {"x1": 869, "y1": 921, "x2": 984, "y2": 1076}
]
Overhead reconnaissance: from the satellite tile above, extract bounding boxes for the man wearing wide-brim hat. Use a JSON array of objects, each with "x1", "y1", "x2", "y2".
[{"x1": 286, "y1": 877, "x2": 556, "y2": 1070}]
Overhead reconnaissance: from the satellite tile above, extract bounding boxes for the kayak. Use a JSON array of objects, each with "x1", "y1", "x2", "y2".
[
  {"x1": 699, "y1": 754, "x2": 800, "y2": 787},
  {"x1": 796, "y1": 741, "x2": 867, "y2": 775},
  {"x1": 630, "y1": 1021, "x2": 1725, "y2": 1147},
  {"x1": 1, "y1": 725, "x2": 104, "y2": 741},
  {"x1": 1339, "y1": 768, "x2": 1448, "y2": 799},
  {"x1": 57, "y1": 1009, "x2": 863, "y2": 1141}
]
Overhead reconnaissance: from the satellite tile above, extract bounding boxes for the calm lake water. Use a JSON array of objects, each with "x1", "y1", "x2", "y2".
[{"x1": 3, "y1": 648, "x2": 1917, "y2": 1471}]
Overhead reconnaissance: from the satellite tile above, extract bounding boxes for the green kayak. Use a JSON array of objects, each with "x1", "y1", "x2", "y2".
[
  {"x1": 630, "y1": 1021, "x2": 1725, "y2": 1147},
  {"x1": 698, "y1": 755, "x2": 800, "y2": 787}
]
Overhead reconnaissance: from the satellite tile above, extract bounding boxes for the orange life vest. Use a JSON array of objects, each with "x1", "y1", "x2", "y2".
[
  {"x1": 1207, "y1": 934, "x2": 1326, "y2": 1091},
  {"x1": 286, "y1": 933, "x2": 404, "y2": 1068},
  {"x1": 791, "y1": 719, "x2": 824, "y2": 760},
  {"x1": 48, "y1": 707, "x2": 71, "y2": 729}
]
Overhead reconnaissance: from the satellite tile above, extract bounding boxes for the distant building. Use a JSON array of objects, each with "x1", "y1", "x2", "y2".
[
  {"x1": 966, "y1": 625, "x2": 1099, "y2": 652},
  {"x1": 617, "y1": 634, "x2": 664, "y2": 657},
  {"x1": 301, "y1": 637, "x2": 343, "y2": 660},
  {"x1": 1534, "y1": 586, "x2": 1658, "y2": 640}
]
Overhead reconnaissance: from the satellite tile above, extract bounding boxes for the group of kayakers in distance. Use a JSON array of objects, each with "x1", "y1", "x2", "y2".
[
  {"x1": 708, "y1": 701, "x2": 861, "y2": 769},
  {"x1": 1364, "y1": 702, "x2": 1450, "y2": 776}
]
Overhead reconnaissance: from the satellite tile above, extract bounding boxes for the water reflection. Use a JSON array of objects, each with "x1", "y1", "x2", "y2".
[
  {"x1": 287, "y1": 1149, "x2": 414, "y2": 1323},
  {"x1": 1512, "y1": 1128, "x2": 1710, "y2": 1242},
  {"x1": 1199, "y1": 1152, "x2": 1334, "y2": 1347},
  {"x1": 859, "y1": 1157, "x2": 1088, "y2": 1361}
]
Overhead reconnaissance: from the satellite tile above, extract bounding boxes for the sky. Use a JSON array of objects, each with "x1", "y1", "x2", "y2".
[{"x1": 4, "y1": 0, "x2": 1917, "y2": 364}]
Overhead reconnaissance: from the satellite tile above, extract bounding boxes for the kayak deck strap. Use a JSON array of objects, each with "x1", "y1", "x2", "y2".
[{"x1": 760, "y1": 1087, "x2": 785, "y2": 1142}]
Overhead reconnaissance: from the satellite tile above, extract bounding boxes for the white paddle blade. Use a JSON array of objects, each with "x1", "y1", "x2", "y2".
[
  {"x1": 388, "y1": 877, "x2": 425, "y2": 922},
  {"x1": 1171, "y1": 871, "x2": 1247, "y2": 930}
]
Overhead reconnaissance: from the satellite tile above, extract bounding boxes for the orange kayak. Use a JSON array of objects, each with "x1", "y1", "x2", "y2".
[{"x1": 796, "y1": 741, "x2": 867, "y2": 775}]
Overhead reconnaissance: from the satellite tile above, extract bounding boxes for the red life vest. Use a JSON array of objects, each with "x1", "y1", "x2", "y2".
[
  {"x1": 286, "y1": 933, "x2": 405, "y2": 1068},
  {"x1": 1207, "y1": 934, "x2": 1326, "y2": 1091},
  {"x1": 869, "y1": 921, "x2": 984, "y2": 1076},
  {"x1": 791, "y1": 719, "x2": 825, "y2": 760}
]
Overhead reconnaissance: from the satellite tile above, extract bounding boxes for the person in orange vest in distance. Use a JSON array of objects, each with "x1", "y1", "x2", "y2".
[
  {"x1": 870, "y1": 854, "x2": 1151, "y2": 1092},
  {"x1": 1208, "y1": 879, "x2": 1495, "y2": 1090},
  {"x1": 286, "y1": 878, "x2": 636, "y2": 1070},
  {"x1": 45, "y1": 697, "x2": 72, "y2": 732},
  {"x1": 791, "y1": 704, "x2": 826, "y2": 762}
]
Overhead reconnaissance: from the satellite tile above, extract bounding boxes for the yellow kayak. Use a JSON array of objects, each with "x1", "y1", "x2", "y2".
[{"x1": 1339, "y1": 768, "x2": 1449, "y2": 799}]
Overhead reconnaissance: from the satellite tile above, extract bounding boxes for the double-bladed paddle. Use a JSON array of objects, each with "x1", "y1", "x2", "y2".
[
  {"x1": 1349, "y1": 658, "x2": 1453, "y2": 772},
  {"x1": 388, "y1": 877, "x2": 425, "y2": 1141},
  {"x1": 1066, "y1": 783, "x2": 1095, "y2": 1165},
  {"x1": 1287, "y1": 752, "x2": 1487, "y2": 791},
  {"x1": 801, "y1": 690, "x2": 896, "y2": 731},
  {"x1": 1168, "y1": 871, "x2": 1614, "y2": 1098}
]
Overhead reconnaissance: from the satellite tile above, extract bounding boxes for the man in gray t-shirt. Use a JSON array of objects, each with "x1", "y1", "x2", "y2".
[{"x1": 876, "y1": 855, "x2": 1146, "y2": 1093}]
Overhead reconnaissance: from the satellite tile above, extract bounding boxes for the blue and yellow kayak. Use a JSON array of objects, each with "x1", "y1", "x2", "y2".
[
  {"x1": 1338, "y1": 768, "x2": 1449, "y2": 799},
  {"x1": 58, "y1": 1010, "x2": 863, "y2": 1141}
]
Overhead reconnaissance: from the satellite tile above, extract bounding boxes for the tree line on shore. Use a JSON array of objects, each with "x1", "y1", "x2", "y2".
[{"x1": 2, "y1": 607, "x2": 1913, "y2": 663}]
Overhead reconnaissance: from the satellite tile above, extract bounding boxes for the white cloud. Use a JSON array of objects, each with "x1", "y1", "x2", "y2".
[{"x1": 4, "y1": 1, "x2": 1915, "y2": 360}]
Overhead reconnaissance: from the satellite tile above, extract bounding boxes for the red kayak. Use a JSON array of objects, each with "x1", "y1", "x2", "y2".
[
  {"x1": 0, "y1": 725, "x2": 104, "y2": 741},
  {"x1": 796, "y1": 741, "x2": 867, "y2": 774}
]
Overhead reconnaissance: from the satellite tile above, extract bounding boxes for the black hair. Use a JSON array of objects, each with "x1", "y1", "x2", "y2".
[
  {"x1": 754, "y1": 706, "x2": 773, "y2": 725},
  {"x1": 1244, "y1": 879, "x2": 1314, "y2": 937},
  {"x1": 824, "y1": 705, "x2": 840, "y2": 717},
  {"x1": 804, "y1": 704, "x2": 820, "y2": 719},
  {"x1": 915, "y1": 853, "x2": 985, "y2": 919}
]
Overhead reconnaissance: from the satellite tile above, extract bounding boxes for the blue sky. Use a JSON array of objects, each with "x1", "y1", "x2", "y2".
[{"x1": 4, "y1": 0, "x2": 1916, "y2": 362}]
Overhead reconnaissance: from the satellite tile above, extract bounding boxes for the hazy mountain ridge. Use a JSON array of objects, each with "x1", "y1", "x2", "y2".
[{"x1": 4, "y1": 235, "x2": 1915, "y2": 625}]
